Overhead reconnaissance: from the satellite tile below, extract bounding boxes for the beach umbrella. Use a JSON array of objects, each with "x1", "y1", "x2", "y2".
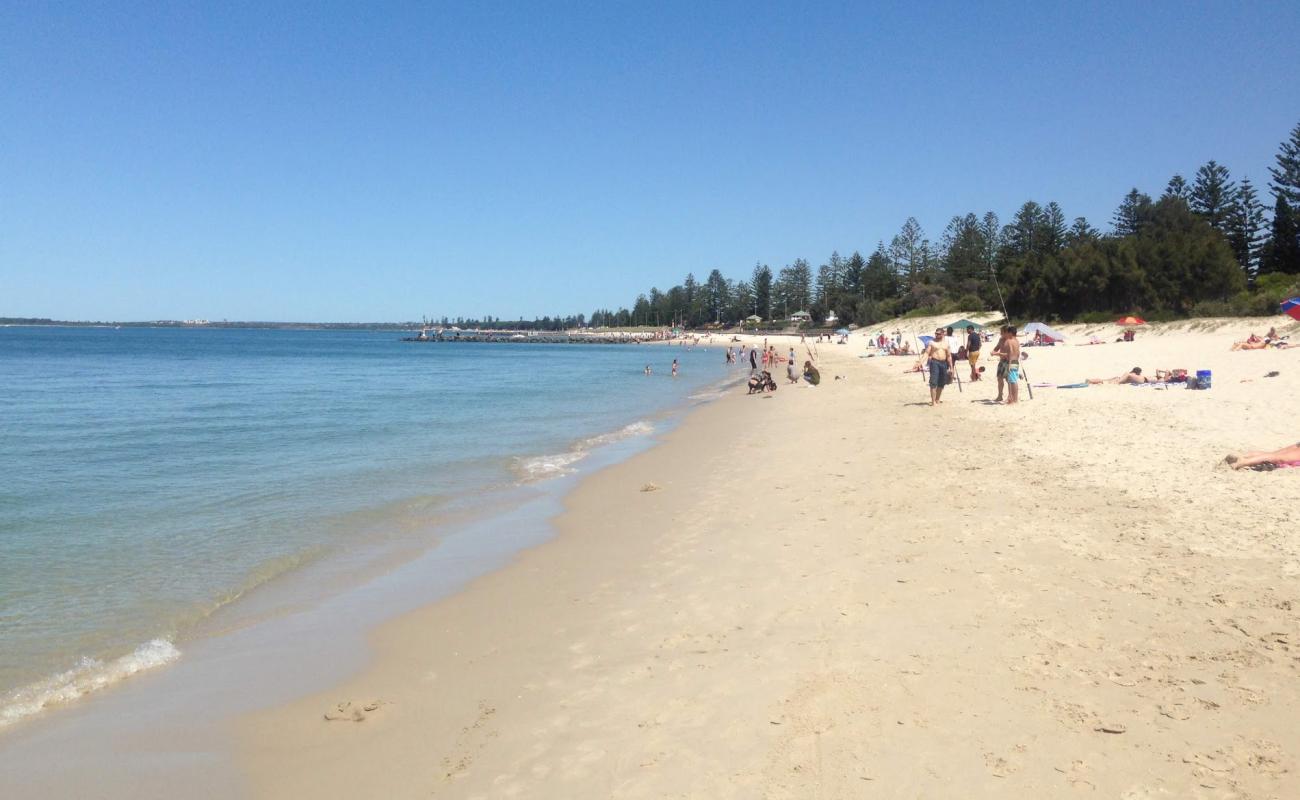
[
  {"x1": 1115, "y1": 315, "x2": 1146, "y2": 326},
  {"x1": 835, "y1": 327, "x2": 850, "y2": 335},
  {"x1": 944, "y1": 318, "x2": 984, "y2": 331},
  {"x1": 1282, "y1": 297, "x2": 1300, "y2": 322}
]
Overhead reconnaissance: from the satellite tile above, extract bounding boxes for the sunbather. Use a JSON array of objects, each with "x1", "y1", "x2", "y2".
[
  {"x1": 1087, "y1": 367, "x2": 1153, "y2": 384},
  {"x1": 1223, "y1": 442, "x2": 1300, "y2": 470}
]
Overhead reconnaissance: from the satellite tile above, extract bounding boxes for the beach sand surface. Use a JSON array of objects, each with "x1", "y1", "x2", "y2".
[{"x1": 241, "y1": 317, "x2": 1300, "y2": 798}]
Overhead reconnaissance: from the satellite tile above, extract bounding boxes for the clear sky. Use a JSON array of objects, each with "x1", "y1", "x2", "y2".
[{"x1": 3, "y1": 2, "x2": 1298, "y2": 322}]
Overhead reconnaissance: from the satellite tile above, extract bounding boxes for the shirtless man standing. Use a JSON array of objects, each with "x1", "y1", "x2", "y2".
[
  {"x1": 1005, "y1": 326, "x2": 1022, "y2": 405},
  {"x1": 991, "y1": 326, "x2": 1010, "y2": 402},
  {"x1": 915, "y1": 327, "x2": 954, "y2": 406}
]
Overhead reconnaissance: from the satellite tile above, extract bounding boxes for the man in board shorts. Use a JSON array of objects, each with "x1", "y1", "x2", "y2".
[
  {"x1": 992, "y1": 326, "x2": 1011, "y2": 402},
  {"x1": 1005, "y1": 326, "x2": 1022, "y2": 404},
  {"x1": 966, "y1": 324, "x2": 982, "y2": 381},
  {"x1": 915, "y1": 327, "x2": 954, "y2": 407}
]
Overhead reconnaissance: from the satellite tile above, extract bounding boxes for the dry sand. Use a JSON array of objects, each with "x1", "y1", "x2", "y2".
[{"x1": 240, "y1": 316, "x2": 1300, "y2": 798}]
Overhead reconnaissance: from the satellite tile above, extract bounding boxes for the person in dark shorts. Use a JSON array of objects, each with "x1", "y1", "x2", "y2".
[{"x1": 915, "y1": 327, "x2": 953, "y2": 406}]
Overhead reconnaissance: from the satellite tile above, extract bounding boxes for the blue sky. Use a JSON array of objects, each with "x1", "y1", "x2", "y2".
[{"x1": 3, "y1": 1, "x2": 1298, "y2": 322}]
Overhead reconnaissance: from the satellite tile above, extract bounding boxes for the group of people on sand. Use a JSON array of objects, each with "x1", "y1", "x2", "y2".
[
  {"x1": 914, "y1": 324, "x2": 1022, "y2": 406},
  {"x1": 1230, "y1": 327, "x2": 1289, "y2": 351},
  {"x1": 732, "y1": 339, "x2": 821, "y2": 393}
]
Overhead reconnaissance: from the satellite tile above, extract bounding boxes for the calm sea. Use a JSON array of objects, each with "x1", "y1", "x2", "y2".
[{"x1": 0, "y1": 326, "x2": 729, "y2": 727}]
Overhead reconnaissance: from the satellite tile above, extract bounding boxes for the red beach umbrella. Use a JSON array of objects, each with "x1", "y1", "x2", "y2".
[
  {"x1": 1282, "y1": 297, "x2": 1300, "y2": 322},
  {"x1": 1115, "y1": 315, "x2": 1146, "y2": 326}
]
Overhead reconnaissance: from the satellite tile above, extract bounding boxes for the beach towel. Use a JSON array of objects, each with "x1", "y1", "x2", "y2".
[{"x1": 1057, "y1": 382, "x2": 1088, "y2": 389}]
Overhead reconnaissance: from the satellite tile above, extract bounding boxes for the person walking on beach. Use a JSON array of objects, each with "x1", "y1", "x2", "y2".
[
  {"x1": 966, "y1": 325, "x2": 981, "y2": 381},
  {"x1": 915, "y1": 327, "x2": 953, "y2": 406},
  {"x1": 1005, "y1": 327, "x2": 1022, "y2": 404}
]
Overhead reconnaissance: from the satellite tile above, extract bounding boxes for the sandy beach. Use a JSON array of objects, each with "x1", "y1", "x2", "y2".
[{"x1": 240, "y1": 317, "x2": 1300, "y2": 798}]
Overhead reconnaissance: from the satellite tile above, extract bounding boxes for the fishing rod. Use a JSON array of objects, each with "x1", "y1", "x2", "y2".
[{"x1": 988, "y1": 263, "x2": 1033, "y2": 401}]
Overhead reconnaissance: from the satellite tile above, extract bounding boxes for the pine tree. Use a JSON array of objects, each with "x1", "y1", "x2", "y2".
[
  {"x1": 750, "y1": 263, "x2": 773, "y2": 319},
  {"x1": 813, "y1": 264, "x2": 832, "y2": 308},
  {"x1": 1261, "y1": 195, "x2": 1300, "y2": 275},
  {"x1": 862, "y1": 244, "x2": 896, "y2": 300},
  {"x1": 1042, "y1": 202, "x2": 1068, "y2": 254},
  {"x1": 1112, "y1": 188, "x2": 1152, "y2": 236},
  {"x1": 889, "y1": 218, "x2": 927, "y2": 289},
  {"x1": 1190, "y1": 160, "x2": 1235, "y2": 231},
  {"x1": 1225, "y1": 179, "x2": 1266, "y2": 277},
  {"x1": 1068, "y1": 216, "x2": 1099, "y2": 244},
  {"x1": 704, "y1": 269, "x2": 729, "y2": 323},
  {"x1": 1268, "y1": 121, "x2": 1300, "y2": 207},
  {"x1": 1163, "y1": 174, "x2": 1190, "y2": 202},
  {"x1": 1005, "y1": 201, "x2": 1045, "y2": 255}
]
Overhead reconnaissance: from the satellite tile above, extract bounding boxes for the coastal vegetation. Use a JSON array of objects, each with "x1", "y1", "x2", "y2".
[{"x1": 597, "y1": 121, "x2": 1300, "y2": 328}]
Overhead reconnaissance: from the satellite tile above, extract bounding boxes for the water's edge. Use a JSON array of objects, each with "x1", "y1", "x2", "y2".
[{"x1": 0, "y1": 359, "x2": 744, "y2": 798}]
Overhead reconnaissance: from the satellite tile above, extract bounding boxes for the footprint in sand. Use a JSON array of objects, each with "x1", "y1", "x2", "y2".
[{"x1": 323, "y1": 700, "x2": 386, "y2": 722}]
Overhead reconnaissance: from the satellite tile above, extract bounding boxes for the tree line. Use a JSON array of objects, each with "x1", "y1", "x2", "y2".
[{"x1": 587, "y1": 121, "x2": 1300, "y2": 328}]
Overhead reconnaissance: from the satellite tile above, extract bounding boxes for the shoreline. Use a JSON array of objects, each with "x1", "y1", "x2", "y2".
[
  {"x1": 240, "y1": 325, "x2": 1300, "y2": 798},
  {"x1": 0, "y1": 353, "x2": 739, "y2": 797}
]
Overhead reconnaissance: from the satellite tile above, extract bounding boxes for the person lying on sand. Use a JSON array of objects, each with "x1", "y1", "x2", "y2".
[
  {"x1": 1087, "y1": 367, "x2": 1153, "y2": 384},
  {"x1": 1231, "y1": 335, "x2": 1268, "y2": 351},
  {"x1": 1223, "y1": 442, "x2": 1300, "y2": 471}
]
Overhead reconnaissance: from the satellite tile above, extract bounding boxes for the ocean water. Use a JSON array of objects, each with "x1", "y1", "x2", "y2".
[{"x1": 0, "y1": 326, "x2": 729, "y2": 728}]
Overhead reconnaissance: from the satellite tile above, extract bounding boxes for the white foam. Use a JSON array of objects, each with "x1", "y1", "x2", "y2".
[
  {"x1": 579, "y1": 420, "x2": 654, "y2": 448},
  {"x1": 514, "y1": 421, "x2": 655, "y2": 482},
  {"x1": 0, "y1": 638, "x2": 181, "y2": 729},
  {"x1": 514, "y1": 450, "x2": 589, "y2": 480}
]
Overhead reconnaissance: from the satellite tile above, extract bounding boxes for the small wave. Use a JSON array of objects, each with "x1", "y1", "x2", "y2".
[
  {"x1": 514, "y1": 421, "x2": 655, "y2": 482},
  {"x1": 0, "y1": 639, "x2": 180, "y2": 729},
  {"x1": 579, "y1": 420, "x2": 654, "y2": 448},
  {"x1": 514, "y1": 450, "x2": 590, "y2": 480}
]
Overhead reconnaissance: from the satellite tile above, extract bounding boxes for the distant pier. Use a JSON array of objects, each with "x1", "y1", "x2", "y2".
[{"x1": 401, "y1": 330, "x2": 659, "y2": 345}]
